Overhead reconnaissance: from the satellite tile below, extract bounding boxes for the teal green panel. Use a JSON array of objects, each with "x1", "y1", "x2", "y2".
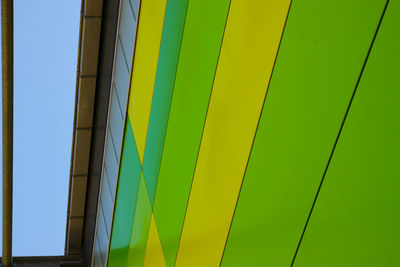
[
  {"x1": 294, "y1": 1, "x2": 400, "y2": 266},
  {"x1": 221, "y1": 0, "x2": 387, "y2": 266},
  {"x1": 126, "y1": 173, "x2": 152, "y2": 267},
  {"x1": 152, "y1": 0, "x2": 230, "y2": 266},
  {"x1": 108, "y1": 120, "x2": 141, "y2": 267},
  {"x1": 142, "y1": 0, "x2": 189, "y2": 206}
]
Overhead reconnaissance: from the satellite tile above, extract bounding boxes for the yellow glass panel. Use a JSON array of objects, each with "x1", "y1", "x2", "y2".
[
  {"x1": 175, "y1": 0, "x2": 291, "y2": 266},
  {"x1": 143, "y1": 214, "x2": 166, "y2": 267},
  {"x1": 128, "y1": 0, "x2": 167, "y2": 163}
]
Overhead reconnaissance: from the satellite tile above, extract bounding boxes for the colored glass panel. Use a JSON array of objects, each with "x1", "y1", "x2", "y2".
[
  {"x1": 100, "y1": 166, "x2": 114, "y2": 232},
  {"x1": 114, "y1": 41, "x2": 130, "y2": 115},
  {"x1": 152, "y1": 1, "x2": 230, "y2": 266},
  {"x1": 93, "y1": 236, "x2": 103, "y2": 267},
  {"x1": 109, "y1": 88, "x2": 124, "y2": 161},
  {"x1": 142, "y1": 0, "x2": 189, "y2": 206},
  {"x1": 128, "y1": 0, "x2": 167, "y2": 163},
  {"x1": 175, "y1": 0, "x2": 291, "y2": 266},
  {"x1": 108, "y1": 120, "x2": 141, "y2": 267},
  {"x1": 294, "y1": 1, "x2": 400, "y2": 266},
  {"x1": 119, "y1": 0, "x2": 137, "y2": 71},
  {"x1": 104, "y1": 126, "x2": 119, "y2": 198},
  {"x1": 143, "y1": 215, "x2": 167, "y2": 267},
  {"x1": 97, "y1": 205, "x2": 108, "y2": 263},
  {"x1": 221, "y1": 0, "x2": 387, "y2": 266},
  {"x1": 126, "y1": 173, "x2": 152, "y2": 267}
]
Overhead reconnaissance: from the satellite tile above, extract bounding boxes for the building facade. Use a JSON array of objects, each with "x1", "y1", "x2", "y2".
[{"x1": 67, "y1": 0, "x2": 400, "y2": 266}]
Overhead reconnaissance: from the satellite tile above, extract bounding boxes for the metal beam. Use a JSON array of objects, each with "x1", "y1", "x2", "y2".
[{"x1": 1, "y1": 0, "x2": 13, "y2": 266}]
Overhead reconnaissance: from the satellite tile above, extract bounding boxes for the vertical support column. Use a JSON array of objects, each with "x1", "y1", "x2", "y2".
[{"x1": 1, "y1": 0, "x2": 14, "y2": 266}]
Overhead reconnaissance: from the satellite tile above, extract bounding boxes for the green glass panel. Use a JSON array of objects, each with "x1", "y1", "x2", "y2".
[
  {"x1": 108, "y1": 119, "x2": 141, "y2": 267},
  {"x1": 221, "y1": 0, "x2": 386, "y2": 266},
  {"x1": 126, "y1": 173, "x2": 152, "y2": 267},
  {"x1": 294, "y1": 1, "x2": 400, "y2": 266},
  {"x1": 152, "y1": 0, "x2": 230, "y2": 266},
  {"x1": 142, "y1": 0, "x2": 189, "y2": 206}
]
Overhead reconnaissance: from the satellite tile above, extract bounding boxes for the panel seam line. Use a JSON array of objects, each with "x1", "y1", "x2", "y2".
[{"x1": 290, "y1": 1, "x2": 390, "y2": 265}]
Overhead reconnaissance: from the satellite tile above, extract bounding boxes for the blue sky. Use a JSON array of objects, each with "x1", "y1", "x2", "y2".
[{"x1": 0, "y1": 0, "x2": 81, "y2": 256}]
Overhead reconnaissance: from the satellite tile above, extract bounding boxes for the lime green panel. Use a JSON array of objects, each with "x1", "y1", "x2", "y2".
[
  {"x1": 108, "y1": 119, "x2": 141, "y2": 267},
  {"x1": 152, "y1": 0, "x2": 230, "y2": 266},
  {"x1": 142, "y1": 0, "x2": 189, "y2": 206},
  {"x1": 294, "y1": 1, "x2": 400, "y2": 266},
  {"x1": 221, "y1": 0, "x2": 387, "y2": 266},
  {"x1": 126, "y1": 173, "x2": 152, "y2": 267}
]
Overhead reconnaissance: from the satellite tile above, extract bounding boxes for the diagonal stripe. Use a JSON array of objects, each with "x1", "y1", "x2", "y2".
[
  {"x1": 174, "y1": 1, "x2": 291, "y2": 266},
  {"x1": 151, "y1": 1, "x2": 231, "y2": 266},
  {"x1": 128, "y1": 0, "x2": 167, "y2": 163},
  {"x1": 143, "y1": 214, "x2": 167, "y2": 267},
  {"x1": 220, "y1": 0, "x2": 388, "y2": 266},
  {"x1": 107, "y1": 119, "x2": 141, "y2": 267},
  {"x1": 126, "y1": 172, "x2": 152, "y2": 267},
  {"x1": 219, "y1": 0, "x2": 294, "y2": 264},
  {"x1": 142, "y1": 0, "x2": 189, "y2": 206}
]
